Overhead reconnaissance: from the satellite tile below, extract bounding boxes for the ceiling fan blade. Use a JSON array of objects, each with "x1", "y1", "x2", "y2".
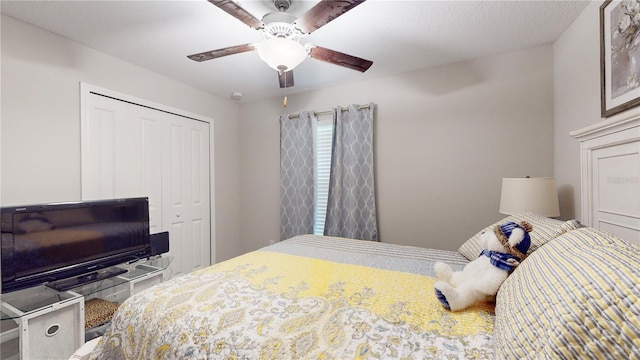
[
  {"x1": 207, "y1": 0, "x2": 262, "y2": 29},
  {"x1": 187, "y1": 43, "x2": 255, "y2": 62},
  {"x1": 296, "y1": 0, "x2": 366, "y2": 34},
  {"x1": 309, "y1": 46, "x2": 373, "y2": 73},
  {"x1": 278, "y1": 70, "x2": 294, "y2": 88}
]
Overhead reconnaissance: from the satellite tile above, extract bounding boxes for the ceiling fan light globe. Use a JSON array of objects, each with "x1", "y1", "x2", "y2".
[{"x1": 256, "y1": 38, "x2": 307, "y2": 72}]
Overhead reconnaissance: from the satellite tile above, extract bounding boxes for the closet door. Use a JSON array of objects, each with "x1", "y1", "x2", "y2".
[
  {"x1": 162, "y1": 116, "x2": 211, "y2": 276},
  {"x1": 81, "y1": 93, "x2": 128, "y2": 199},
  {"x1": 121, "y1": 104, "x2": 164, "y2": 233},
  {"x1": 82, "y1": 92, "x2": 211, "y2": 276}
]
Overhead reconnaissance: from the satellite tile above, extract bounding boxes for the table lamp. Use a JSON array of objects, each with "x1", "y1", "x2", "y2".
[{"x1": 499, "y1": 177, "x2": 560, "y2": 217}]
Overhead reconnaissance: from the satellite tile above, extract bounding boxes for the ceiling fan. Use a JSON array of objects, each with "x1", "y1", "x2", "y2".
[{"x1": 187, "y1": 0, "x2": 373, "y2": 88}]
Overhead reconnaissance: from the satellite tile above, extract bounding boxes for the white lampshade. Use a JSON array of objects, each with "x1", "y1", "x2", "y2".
[
  {"x1": 255, "y1": 38, "x2": 307, "y2": 72},
  {"x1": 499, "y1": 177, "x2": 560, "y2": 217}
]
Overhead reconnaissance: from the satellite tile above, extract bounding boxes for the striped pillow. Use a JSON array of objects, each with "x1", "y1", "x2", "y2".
[
  {"x1": 457, "y1": 211, "x2": 579, "y2": 260},
  {"x1": 494, "y1": 227, "x2": 640, "y2": 358}
]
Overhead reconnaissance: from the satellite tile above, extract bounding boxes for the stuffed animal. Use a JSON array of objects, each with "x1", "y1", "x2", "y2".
[{"x1": 434, "y1": 220, "x2": 533, "y2": 311}]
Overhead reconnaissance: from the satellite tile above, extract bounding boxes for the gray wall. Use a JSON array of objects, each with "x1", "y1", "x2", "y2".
[
  {"x1": 553, "y1": 1, "x2": 640, "y2": 223},
  {"x1": 4, "y1": 3, "x2": 606, "y2": 262},
  {"x1": 238, "y1": 45, "x2": 556, "y2": 254},
  {"x1": 1, "y1": 15, "x2": 242, "y2": 262}
]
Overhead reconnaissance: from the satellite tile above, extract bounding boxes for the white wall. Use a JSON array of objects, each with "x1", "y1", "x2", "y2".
[
  {"x1": 239, "y1": 45, "x2": 556, "y2": 253},
  {"x1": 553, "y1": 1, "x2": 640, "y2": 222},
  {"x1": 1, "y1": 15, "x2": 242, "y2": 262}
]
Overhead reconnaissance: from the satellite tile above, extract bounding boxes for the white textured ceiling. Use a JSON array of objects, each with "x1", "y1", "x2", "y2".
[{"x1": 1, "y1": 0, "x2": 589, "y2": 103}]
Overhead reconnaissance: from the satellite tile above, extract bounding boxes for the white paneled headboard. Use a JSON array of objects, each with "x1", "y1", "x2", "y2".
[{"x1": 570, "y1": 115, "x2": 640, "y2": 244}]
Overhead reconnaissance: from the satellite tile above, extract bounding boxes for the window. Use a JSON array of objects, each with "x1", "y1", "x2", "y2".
[{"x1": 314, "y1": 118, "x2": 333, "y2": 235}]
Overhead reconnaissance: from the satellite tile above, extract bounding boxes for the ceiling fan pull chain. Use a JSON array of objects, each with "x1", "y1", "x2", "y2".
[{"x1": 283, "y1": 70, "x2": 288, "y2": 108}]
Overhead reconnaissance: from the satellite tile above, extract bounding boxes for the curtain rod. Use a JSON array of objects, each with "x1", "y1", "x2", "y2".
[{"x1": 286, "y1": 103, "x2": 372, "y2": 119}]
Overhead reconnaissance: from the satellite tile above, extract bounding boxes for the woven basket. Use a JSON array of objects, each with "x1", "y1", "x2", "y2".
[{"x1": 84, "y1": 298, "x2": 119, "y2": 329}]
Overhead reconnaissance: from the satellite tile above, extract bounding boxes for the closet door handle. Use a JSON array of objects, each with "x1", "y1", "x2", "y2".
[{"x1": 176, "y1": 213, "x2": 181, "y2": 218}]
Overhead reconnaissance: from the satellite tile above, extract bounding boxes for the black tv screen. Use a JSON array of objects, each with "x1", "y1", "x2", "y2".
[{"x1": 1, "y1": 197, "x2": 150, "y2": 293}]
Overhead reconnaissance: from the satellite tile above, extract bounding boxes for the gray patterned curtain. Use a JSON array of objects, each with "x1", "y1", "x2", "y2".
[
  {"x1": 280, "y1": 112, "x2": 316, "y2": 240},
  {"x1": 324, "y1": 103, "x2": 378, "y2": 241}
]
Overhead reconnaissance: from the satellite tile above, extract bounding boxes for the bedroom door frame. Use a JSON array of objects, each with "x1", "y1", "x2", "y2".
[{"x1": 79, "y1": 82, "x2": 216, "y2": 266}]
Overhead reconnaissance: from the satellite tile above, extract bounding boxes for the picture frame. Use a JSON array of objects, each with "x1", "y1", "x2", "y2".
[{"x1": 600, "y1": 0, "x2": 640, "y2": 117}]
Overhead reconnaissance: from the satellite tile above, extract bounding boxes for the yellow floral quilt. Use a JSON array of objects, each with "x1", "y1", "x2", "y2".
[{"x1": 89, "y1": 235, "x2": 494, "y2": 359}]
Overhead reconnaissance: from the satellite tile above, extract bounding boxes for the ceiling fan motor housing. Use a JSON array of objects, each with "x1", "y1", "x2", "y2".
[
  {"x1": 261, "y1": 11, "x2": 301, "y2": 39},
  {"x1": 273, "y1": 0, "x2": 291, "y2": 12}
]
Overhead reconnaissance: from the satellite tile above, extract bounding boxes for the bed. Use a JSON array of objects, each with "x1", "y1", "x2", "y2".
[
  {"x1": 88, "y1": 234, "x2": 494, "y2": 359},
  {"x1": 84, "y1": 116, "x2": 640, "y2": 359},
  {"x1": 85, "y1": 210, "x2": 640, "y2": 359}
]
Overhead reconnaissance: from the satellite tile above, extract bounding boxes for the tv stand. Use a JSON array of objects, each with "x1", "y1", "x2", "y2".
[
  {"x1": 46, "y1": 266, "x2": 128, "y2": 292},
  {"x1": 0, "y1": 256, "x2": 172, "y2": 360}
]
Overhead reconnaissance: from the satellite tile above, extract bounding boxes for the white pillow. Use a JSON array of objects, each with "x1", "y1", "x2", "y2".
[{"x1": 457, "y1": 211, "x2": 579, "y2": 260}]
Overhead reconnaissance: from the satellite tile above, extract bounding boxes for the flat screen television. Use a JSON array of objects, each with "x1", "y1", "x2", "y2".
[{"x1": 1, "y1": 197, "x2": 150, "y2": 293}]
